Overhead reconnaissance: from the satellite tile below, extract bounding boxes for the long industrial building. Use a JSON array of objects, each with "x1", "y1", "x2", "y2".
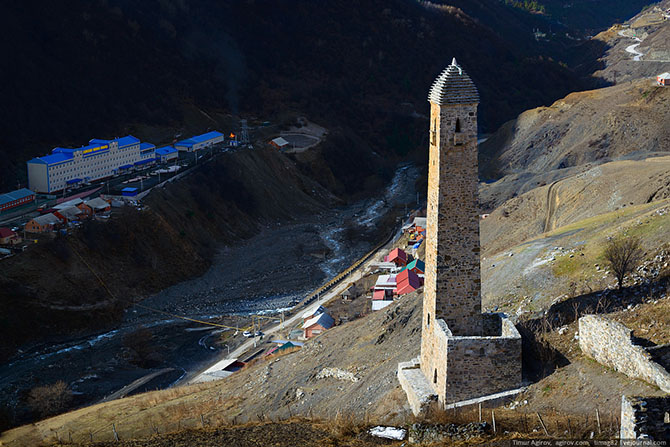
[
  {"x1": 0, "y1": 188, "x2": 35, "y2": 212},
  {"x1": 174, "y1": 131, "x2": 224, "y2": 152},
  {"x1": 27, "y1": 136, "x2": 154, "y2": 193}
]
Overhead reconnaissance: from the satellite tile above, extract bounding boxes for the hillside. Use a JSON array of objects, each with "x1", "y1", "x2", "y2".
[
  {"x1": 0, "y1": 0, "x2": 629, "y2": 190},
  {"x1": 591, "y1": 0, "x2": 670, "y2": 84},
  {"x1": 0, "y1": 148, "x2": 334, "y2": 360},
  {"x1": 479, "y1": 78, "x2": 670, "y2": 186},
  {"x1": 4, "y1": 237, "x2": 669, "y2": 445},
  {"x1": 481, "y1": 155, "x2": 670, "y2": 256}
]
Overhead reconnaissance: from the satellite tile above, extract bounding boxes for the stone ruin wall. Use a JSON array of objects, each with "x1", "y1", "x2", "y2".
[
  {"x1": 428, "y1": 314, "x2": 522, "y2": 406},
  {"x1": 620, "y1": 395, "x2": 670, "y2": 440},
  {"x1": 578, "y1": 315, "x2": 670, "y2": 393}
]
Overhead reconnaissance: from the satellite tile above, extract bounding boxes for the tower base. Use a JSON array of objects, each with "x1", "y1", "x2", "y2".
[
  {"x1": 397, "y1": 358, "x2": 437, "y2": 416},
  {"x1": 400, "y1": 313, "x2": 523, "y2": 416}
]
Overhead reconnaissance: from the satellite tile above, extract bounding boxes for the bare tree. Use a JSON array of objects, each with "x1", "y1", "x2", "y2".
[
  {"x1": 604, "y1": 236, "x2": 643, "y2": 290},
  {"x1": 27, "y1": 381, "x2": 72, "y2": 418}
]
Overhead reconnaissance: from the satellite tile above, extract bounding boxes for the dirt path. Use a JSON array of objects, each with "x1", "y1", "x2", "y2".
[
  {"x1": 543, "y1": 180, "x2": 560, "y2": 233},
  {"x1": 100, "y1": 368, "x2": 174, "y2": 403}
]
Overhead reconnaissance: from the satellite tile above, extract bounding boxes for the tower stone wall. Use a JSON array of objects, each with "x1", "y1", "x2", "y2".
[
  {"x1": 420, "y1": 62, "x2": 483, "y2": 393},
  {"x1": 399, "y1": 58, "x2": 522, "y2": 413}
]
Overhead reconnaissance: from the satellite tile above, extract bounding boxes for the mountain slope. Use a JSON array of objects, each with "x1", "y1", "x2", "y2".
[
  {"x1": 591, "y1": 0, "x2": 670, "y2": 83},
  {"x1": 481, "y1": 155, "x2": 670, "y2": 257},
  {"x1": 0, "y1": 0, "x2": 609, "y2": 189},
  {"x1": 480, "y1": 78, "x2": 670, "y2": 183}
]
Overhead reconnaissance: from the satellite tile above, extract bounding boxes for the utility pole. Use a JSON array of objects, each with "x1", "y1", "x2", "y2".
[{"x1": 252, "y1": 318, "x2": 256, "y2": 348}]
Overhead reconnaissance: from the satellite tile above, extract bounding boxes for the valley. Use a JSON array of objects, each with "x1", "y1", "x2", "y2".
[{"x1": 2, "y1": 0, "x2": 670, "y2": 445}]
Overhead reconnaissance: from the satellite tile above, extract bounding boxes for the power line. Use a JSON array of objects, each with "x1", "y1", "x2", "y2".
[{"x1": 67, "y1": 240, "x2": 248, "y2": 331}]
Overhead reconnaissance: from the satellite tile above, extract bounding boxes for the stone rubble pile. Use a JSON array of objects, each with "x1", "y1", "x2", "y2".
[
  {"x1": 315, "y1": 367, "x2": 359, "y2": 383},
  {"x1": 408, "y1": 422, "x2": 489, "y2": 444}
]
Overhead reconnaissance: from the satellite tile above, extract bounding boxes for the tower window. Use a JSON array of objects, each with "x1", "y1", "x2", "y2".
[
  {"x1": 433, "y1": 369, "x2": 438, "y2": 384},
  {"x1": 427, "y1": 313, "x2": 431, "y2": 327},
  {"x1": 455, "y1": 118, "x2": 462, "y2": 133}
]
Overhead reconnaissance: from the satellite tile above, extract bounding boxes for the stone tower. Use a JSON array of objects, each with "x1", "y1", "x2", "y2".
[{"x1": 399, "y1": 58, "x2": 522, "y2": 414}]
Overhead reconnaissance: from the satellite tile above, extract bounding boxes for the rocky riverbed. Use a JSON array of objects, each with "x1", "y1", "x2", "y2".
[{"x1": 0, "y1": 163, "x2": 419, "y2": 428}]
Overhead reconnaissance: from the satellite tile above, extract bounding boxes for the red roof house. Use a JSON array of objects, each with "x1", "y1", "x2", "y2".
[
  {"x1": 384, "y1": 248, "x2": 408, "y2": 266},
  {"x1": 395, "y1": 269, "x2": 423, "y2": 295},
  {"x1": 0, "y1": 228, "x2": 19, "y2": 245},
  {"x1": 373, "y1": 289, "x2": 392, "y2": 300}
]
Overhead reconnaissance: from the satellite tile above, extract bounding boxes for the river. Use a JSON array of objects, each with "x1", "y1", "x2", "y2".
[{"x1": 0, "y1": 163, "x2": 419, "y2": 424}]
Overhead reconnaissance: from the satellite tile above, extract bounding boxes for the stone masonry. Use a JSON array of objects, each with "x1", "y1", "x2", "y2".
[
  {"x1": 579, "y1": 315, "x2": 670, "y2": 393},
  {"x1": 620, "y1": 395, "x2": 670, "y2": 440},
  {"x1": 399, "y1": 59, "x2": 522, "y2": 414}
]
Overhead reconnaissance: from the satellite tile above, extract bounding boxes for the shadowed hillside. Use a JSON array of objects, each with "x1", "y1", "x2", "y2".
[{"x1": 0, "y1": 0, "x2": 625, "y2": 190}]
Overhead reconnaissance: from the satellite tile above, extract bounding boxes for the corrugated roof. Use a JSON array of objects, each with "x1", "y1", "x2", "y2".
[
  {"x1": 117, "y1": 135, "x2": 140, "y2": 148},
  {"x1": 302, "y1": 305, "x2": 326, "y2": 319},
  {"x1": 400, "y1": 259, "x2": 425, "y2": 273},
  {"x1": 32, "y1": 213, "x2": 61, "y2": 226},
  {"x1": 54, "y1": 198, "x2": 83, "y2": 210},
  {"x1": 413, "y1": 217, "x2": 427, "y2": 228},
  {"x1": 57, "y1": 206, "x2": 83, "y2": 219},
  {"x1": 155, "y1": 146, "x2": 178, "y2": 155},
  {"x1": 85, "y1": 197, "x2": 110, "y2": 210},
  {"x1": 388, "y1": 248, "x2": 407, "y2": 261},
  {"x1": 177, "y1": 131, "x2": 224, "y2": 147},
  {"x1": 302, "y1": 312, "x2": 334, "y2": 330},
  {"x1": 0, "y1": 188, "x2": 35, "y2": 206},
  {"x1": 32, "y1": 152, "x2": 73, "y2": 165},
  {"x1": 428, "y1": 58, "x2": 479, "y2": 105},
  {"x1": 271, "y1": 137, "x2": 289, "y2": 146},
  {"x1": 139, "y1": 142, "x2": 156, "y2": 151},
  {"x1": 191, "y1": 131, "x2": 224, "y2": 142},
  {"x1": 0, "y1": 228, "x2": 17, "y2": 238}
]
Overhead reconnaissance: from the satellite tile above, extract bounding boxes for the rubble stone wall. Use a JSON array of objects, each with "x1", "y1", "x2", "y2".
[
  {"x1": 579, "y1": 315, "x2": 670, "y2": 392},
  {"x1": 443, "y1": 316, "x2": 522, "y2": 404},
  {"x1": 620, "y1": 395, "x2": 670, "y2": 440}
]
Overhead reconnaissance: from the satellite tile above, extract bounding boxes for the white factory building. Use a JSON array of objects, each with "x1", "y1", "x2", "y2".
[
  {"x1": 27, "y1": 136, "x2": 155, "y2": 193},
  {"x1": 174, "y1": 131, "x2": 224, "y2": 152}
]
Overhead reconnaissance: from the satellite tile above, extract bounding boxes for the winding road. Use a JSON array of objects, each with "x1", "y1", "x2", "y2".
[{"x1": 618, "y1": 30, "x2": 644, "y2": 61}]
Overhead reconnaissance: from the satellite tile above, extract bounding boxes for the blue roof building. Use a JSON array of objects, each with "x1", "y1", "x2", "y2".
[
  {"x1": 175, "y1": 131, "x2": 224, "y2": 152},
  {"x1": 155, "y1": 146, "x2": 179, "y2": 163},
  {"x1": 27, "y1": 135, "x2": 144, "y2": 193},
  {"x1": 121, "y1": 187, "x2": 139, "y2": 197}
]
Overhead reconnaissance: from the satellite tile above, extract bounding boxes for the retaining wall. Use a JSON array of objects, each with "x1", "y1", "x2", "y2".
[{"x1": 578, "y1": 315, "x2": 670, "y2": 392}]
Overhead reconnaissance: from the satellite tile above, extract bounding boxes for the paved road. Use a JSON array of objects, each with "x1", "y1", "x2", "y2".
[{"x1": 189, "y1": 267, "x2": 368, "y2": 383}]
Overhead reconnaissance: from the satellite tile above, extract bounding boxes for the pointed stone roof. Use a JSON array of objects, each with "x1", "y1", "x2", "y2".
[{"x1": 428, "y1": 58, "x2": 479, "y2": 105}]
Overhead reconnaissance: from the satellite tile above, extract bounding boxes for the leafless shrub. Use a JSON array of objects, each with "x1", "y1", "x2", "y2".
[
  {"x1": 27, "y1": 381, "x2": 73, "y2": 418},
  {"x1": 604, "y1": 236, "x2": 643, "y2": 290}
]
